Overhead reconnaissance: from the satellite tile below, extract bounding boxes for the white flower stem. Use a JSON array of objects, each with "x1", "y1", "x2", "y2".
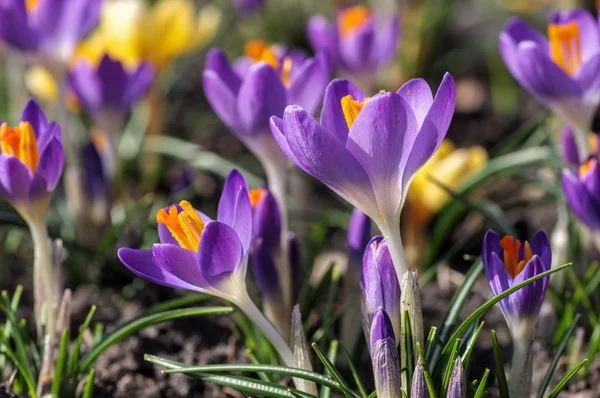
[
  {"x1": 508, "y1": 338, "x2": 533, "y2": 398},
  {"x1": 379, "y1": 222, "x2": 409, "y2": 283},
  {"x1": 234, "y1": 292, "x2": 295, "y2": 367},
  {"x1": 27, "y1": 218, "x2": 56, "y2": 338}
]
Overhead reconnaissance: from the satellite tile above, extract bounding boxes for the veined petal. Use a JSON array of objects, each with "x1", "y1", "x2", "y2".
[
  {"x1": 509, "y1": 255, "x2": 547, "y2": 318},
  {"x1": 250, "y1": 237, "x2": 281, "y2": 298},
  {"x1": 562, "y1": 170, "x2": 600, "y2": 231},
  {"x1": 339, "y1": 21, "x2": 375, "y2": 72},
  {"x1": 205, "y1": 48, "x2": 242, "y2": 94},
  {"x1": 35, "y1": 135, "x2": 64, "y2": 191},
  {"x1": 397, "y1": 78, "x2": 433, "y2": 128},
  {"x1": 196, "y1": 221, "x2": 244, "y2": 288},
  {"x1": 528, "y1": 230, "x2": 551, "y2": 271},
  {"x1": 287, "y1": 52, "x2": 330, "y2": 116},
  {"x1": 152, "y1": 243, "x2": 208, "y2": 288},
  {"x1": 202, "y1": 70, "x2": 241, "y2": 133},
  {"x1": 320, "y1": 79, "x2": 366, "y2": 143},
  {"x1": 0, "y1": 155, "x2": 33, "y2": 201}
]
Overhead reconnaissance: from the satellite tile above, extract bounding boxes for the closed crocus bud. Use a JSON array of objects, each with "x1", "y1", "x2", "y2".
[
  {"x1": 411, "y1": 360, "x2": 429, "y2": 398},
  {"x1": 347, "y1": 208, "x2": 372, "y2": 267},
  {"x1": 291, "y1": 305, "x2": 318, "y2": 395},
  {"x1": 361, "y1": 237, "x2": 401, "y2": 344},
  {"x1": 562, "y1": 157, "x2": 600, "y2": 231},
  {"x1": 401, "y1": 271, "x2": 423, "y2": 389},
  {"x1": 447, "y1": 359, "x2": 466, "y2": 398},
  {"x1": 370, "y1": 308, "x2": 401, "y2": 398}
]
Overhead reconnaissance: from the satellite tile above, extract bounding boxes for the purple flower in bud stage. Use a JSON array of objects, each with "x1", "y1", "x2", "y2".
[
  {"x1": 0, "y1": 98, "x2": 64, "y2": 222},
  {"x1": 361, "y1": 237, "x2": 401, "y2": 343},
  {"x1": 69, "y1": 55, "x2": 154, "y2": 127},
  {"x1": 370, "y1": 308, "x2": 401, "y2": 398},
  {"x1": 499, "y1": 10, "x2": 600, "y2": 152},
  {"x1": 347, "y1": 208, "x2": 371, "y2": 267},
  {"x1": 0, "y1": 0, "x2": 103, "y2": 77},
  {"x1": 447, "y1": 359, "x2": 466, "y2": 398},
  {"x1": 118, "y1": 169, "x2": 294, "y2": 366},
  {"x1": 562, "y1": 126, "x2": 599, "y2": 166},
  {"x1": 562, "y1": 157, "x2": 600, "y2": 231},
  {"x1": 232, "y1": 0, "x2": 263, "y2": 14},
  {"x1": 482, "y1": 230, "x2": 551, "y2": 340},
  {"x1": 271, "y1": 74, "x2": 456, "y2": 279},
  {"x1": 307, "y1": 6, "x2": 400, "y2": 74}
]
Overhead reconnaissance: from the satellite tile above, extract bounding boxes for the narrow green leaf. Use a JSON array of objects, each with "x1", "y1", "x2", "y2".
[
  {"x1": 82, "y1": 369, "x2": 96, "y2": 398},
  {"x1": 548, "y1": 359, "x2": 588, "y2": 398},
  {"x1": 311, "y1": 342, "x2": 350, "y2": 393},
  {"x1": 246, "y1": 350, "x2": 274, "y2": 382},
  {"x1": 0, "y1": 299, "x2": 33, "y2": 379},
  {"x1": 51, "y1": 329, "x2": 70, "y2": 395},
  {"x1": 461, "y1": 321, "x2": 484, "y2": 373},
  {"x1": 441, "y1": 339, "x2": 461, "y2": 397},
  {"x1": 491, "y1": 331, "x2": 509, "y2": 398},
  {"x1": 474, "y1": 369, "x2": 490, "y2": 398},
  {"x1": 80, "y1": 306, "x2": 233, "y2": 371},
  {"x1": 424, "y1": 326, "x2": 438, "y2": 363},
  {"x1": 341, "y1": 345, "x2": 368, "y2": 398},
  {"x1": 403, "y1": 309, "x2": 414, "y2": 397},
  {"x1": 67, "y1": 305, "x2": 96, "y2": 376},
  {"x1": 198, "y1": 373, "x2": 319, "y2": 398},
  {"x1": 537, "y1": 313, "x2": 581, "y2": 398},
  {"x1": 0, "y1": 286, "x2": 23, "y2": 378},
  {"x1": 0, "y1": 344, "x2": 37, "y2": 397}
]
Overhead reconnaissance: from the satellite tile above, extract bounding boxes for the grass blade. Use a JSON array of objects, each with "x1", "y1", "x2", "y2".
[
  {"x1": 473, "y1": 369, "x2": 490, "y2": 398},
  {"x1": 50, "y1": 330, "x2": 70, "y2": 395},
  {"x1": 548, "y1": 359, "x2": 588, "y2": 398},
  {"x1": 82, "y1": 369, "x2": 96, "y2": 398},
  {"x1": 491, "y1": 331, "x2": 509, "y2": 398}
]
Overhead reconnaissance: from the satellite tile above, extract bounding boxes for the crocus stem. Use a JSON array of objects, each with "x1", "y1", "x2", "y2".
[
  {"x1": 27, "y1": 218, "x2": 56, "y2": 338},
  {"x1": 379, "y1": 222, "x2": 409, "y2": 283},
  {"x1": 508, "y1": 338, "x2": 533, "y2": 397},
  {"x1": 573, "y1": 124, "x2": 590, "y2": 163},
  {"x1": 234, "y1": 293, "x2": 295, "y2": 367}
]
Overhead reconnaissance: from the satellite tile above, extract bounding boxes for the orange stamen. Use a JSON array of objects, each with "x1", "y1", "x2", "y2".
[
  {"x1": 245, "y1": 40, "x2": 279, "y2": 69},
  {"x1": 579, "y1": 158, "x2": 596, "y2": 177},
  {"x1": 249, "y1": 188, "x2": 266, "y2": 207},
  {"x1": 156, "y1": 200, "x2": 205, "y2": 251},
  {"x1": 548, "y1": 22, "x2": 582, "y2": 76},
  {"x1": 499, "y1": 236, "x2": 533, "y2": 278},
  {"x1": 0, "y1": 122, "x2": 39, "y2": 174},
  {"x1": 338, "y1": 6, "x2": 371, "y2": 38},
  {"x1": 341, "y1": 95, "x2": 370, "y2": 129},
  {"x1": 25, "y1": 0, "x2": 39, "y2": 13},
  {"x1": 281, "y1": 56, "x2": 293, "y2": 87}
]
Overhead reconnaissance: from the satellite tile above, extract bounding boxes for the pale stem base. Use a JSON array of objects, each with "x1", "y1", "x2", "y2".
[
  {"x1": 379, "y1": 222, "x2": 409, "y2": 283},
  {"x1": 572, "y1": 123, "x2": 590, "y2": 163},
  {"x1": 509, "y1": 338, "x2": 533, "y2": 398}
]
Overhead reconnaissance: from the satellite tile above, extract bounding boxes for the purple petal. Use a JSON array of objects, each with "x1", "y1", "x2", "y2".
[
  {"x1": 0, "y1": 155, "x2": 32, "y2": 201},
  {"x1": 562, "y1": 170, "x2": 600, "y2": 231},
  {"x1": 35, "y1": 135, "x2": 64, "y2": 191},
  {"x1": 123, "y1": 62, "x2": 154, "y2": 109},
  {"x1": 118, "y1": 248, "x2": 203, "y2": 291},
  {"x1": 307, "y1": 15, "x2": 339, "y2": 68},
  {"x1": 562, "y1": 127, "x2": 580, "y2": 165},
  {"x1": 574, "y1": 53, "x2": 600, "y2": 107},
  {"x1": 152, "y1": 243, "x2": 208, "y2": 288},
  {"x1": 287, "y1": 53, "x2": 330, "y2": 115},
  {"x1": 509, "y1": 255, "x2": 548, "y2": 318},
  {"x1": 20, "y1": 98, "x2": 50, "y2": 142},
  {"x1": 197, "y1": 221, "x2": 244, "y2": 287},
  {"x1": 0, "y1": 0, "x2": 38, "y2": 51},
  {"x1": 218, "y1": 169, "x2": 249, "y2": 225},
  {"x1": 253, "y1": 190, "x2": 281, "y2": 247},
  {"x1": 402, "y1": 73, "x2": 456, "y2": 188},
  {"x1": 270, "y1": 116, "x2": 293, "y2": 158},
  {"x1": 347, "y1": 208, "x2": 371, "y2": 264},
  {"x1": 280, "y1": 105, "x2": 376, "y2": 213},
  {"x1": 205, "y1": 48, "x2": 242, "y2": 95},
  {"x1": 339, "y1": 21, "x2": 375, "y2": 72},
  {"x1": 397, "y1": 78, "x2": 433, "y2": 128},
  {"x1": 488, "y1": 252, "x2": 512, "y2": 316},
  {"x1": 250, "y1": 237, "x2": 281, "y2": 298},
  {"x1": 370, "y1": 16, "x2": 400, "y2": 67},
  {"x1": 529, "y1": 230, "x2": 551, "y2": 271},
  {"x1": 320, "y1": 79, "x2": 366, "y2": 143},
  {"x1": 203, "y1": 70, "x2": 241, "y2": 133},
  {"x1": 69, "y1": 61, "x2": 101, "y2": 110},
  {"x1": 369, "y1": 307, "x2": 395, "y2": 353},
  {"x1": 581, "y1": 159, "x2": 600, "y2": 201},
  {"x1": 236, "y1": 63, "x2": 287, "y2": 135}
]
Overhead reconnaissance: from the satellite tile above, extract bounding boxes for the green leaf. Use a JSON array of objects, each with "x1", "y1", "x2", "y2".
[
  {"x1": 491, "y1": 331, "x2": 509, "y2": 398},
  {"x1": 548, "y1": 359, "x2": 588, "y2": 398},
  {"x1": 0, "y1": 343, "x2": 37, "y2": 397},
  {"x1": 51, "y1": 329, "x2": 70, "y2": 395},
  {"x1": 80, "y1": 306, "x2": 233, "y2": 371},
  {"x1": 402, "y1": 309, "x2": 414, "y2": 396},
  {"x1": 67, "y1": 305, "x2": 96, "y2": 376},
  {"x1": 473, "y1": 369, "x2": 490, "y2": 398},
  {"x1": 441, "y1": 339, "x2": 461, "y2": 397},
  {"x1": 537, "y1": 313, "x2": 581, "y2": 398},
  {"x1": 0, "y1": 298, "x2": 33, "y2": 380},
  {"x1": 341, "y1": 345, "x2": 368, "y2": 398},
  {"x1": 82, "y1": 369, "x2": 96, "y2": 398},
  {"x1": 198, "y1": 374, "x2": 319, "y2": 398},
  {"x1": 461, "y1": 321, "x2": 484, "y2": 373}
]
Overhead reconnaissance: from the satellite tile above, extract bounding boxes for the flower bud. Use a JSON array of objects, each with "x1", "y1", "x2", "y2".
[
  {"x1": 401, "y1": 271, "x2": 424, "y2": 357},
  {"x1": 347, "y1": 209, "x2": 371, "y2": 268},
  {"x1": 291, "y1": 305, "x2": 318, "y2": 395},
  {"x1": 411, "y1": 360, "x2": 429, "y2": 398},
  {"x1": 447, "y1": 359, "x2": 466, "y2": 398},
  {"x1": 370, "y1": 308, "x2": 401, "y2": 398}
]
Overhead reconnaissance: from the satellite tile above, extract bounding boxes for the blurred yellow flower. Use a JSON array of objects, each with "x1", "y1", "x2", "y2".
[
  {"x1": 407, "y1": 139, "x2": 488, "y2": 223},
  {"x1": 25, "y1": 66, "x2": 58, "y2": 102}
]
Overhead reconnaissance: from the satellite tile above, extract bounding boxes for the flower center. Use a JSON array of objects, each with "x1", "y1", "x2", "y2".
[
  {"x1": 548, "y1": 22, "x2": 582, "y2": 76},
  {"x1": 341, "y1": 94, "x2": 381, "y2": 128},
  {"x1": 499, "y1": 236, "x2": 533, "y2": 278},
  {"x1": 337, "y1": 6, "x2": 371, "y2": 38},
  {"x1": 25, "y1": 0, "x2": 39, "y2": 13},
  {"x1": 156, "y1": 200, "x2": 205, "y2": 251},
  {"x1": 249, "y1": 187, "x2": 266, "y2": 207},
  {"x1": 244, "y1": 40, "x2": 293, "y2": 86},
  {"x1": 0, "y1": 122, "x2": 39, "y2": 174},
  {"x1": 579, "y1": 158, "x2": 596, "y2": 177}
]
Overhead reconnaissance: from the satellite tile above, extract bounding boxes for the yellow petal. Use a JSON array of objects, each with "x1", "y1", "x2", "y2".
[
  {"x1": 192, "y1": 4, "x2": 222, "y2": 50},
  {"x1": 24, "y1": 66, "x2": 58, "y2": 102},
  {"x1": 100, "y1": 0, "x2": 145, "y2": 68}
]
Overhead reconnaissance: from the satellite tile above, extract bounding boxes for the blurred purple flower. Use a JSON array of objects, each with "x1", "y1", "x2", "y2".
[
  {"x1": 0, "y1": 98, "x2": 63, "y2": 218},
  {"x1": 270, "y1": 74, "x2": 455, "y2": 278},
  {"x1": 499, "y1": 10, "x2": 600, "y2": 133},
  {"x1": 370, "y1": 308, "x2": 401, "y2": 398},
  {"x1": 118, "y1": 169, "x2": 252, "y2": 299},
  {"x1": 307, "y1": 5, "x2": 399, "y2": 74},
  {"x1": 69, "y1": 55, "x2": 154, "y2": 121},
  {"x1": 81, "y1": 138, "x2": 107, "y2": 201},
  {"x1": 482, "y1": 230, "x2": 551, "y2": 339},
  {"x1": 562, "y1": 157, "x2": 600, "y2": 231},
  {"x1": 0, "y1": 0, "x2": 103, "y2": 75},
  {"x1": 562, "y1": 126, "x2": 598, "y2": 165},
  {"x1": 361, "y1": 236, "x2": 401, "y2": 342},
  {"x1": 233, "y1": 0, "x2": 263, "y2": 14},
  {"x1": 347, "y1": 208, "x2": 371, "y2": 267}
]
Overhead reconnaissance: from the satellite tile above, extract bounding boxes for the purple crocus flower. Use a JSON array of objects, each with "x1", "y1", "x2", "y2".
[
  {"x1": 270, "y1": 74, "x2": 456, "y2": 278},
  {"x1": 499, "y1": 10, "x2": 600, "y2": 143},
  {"x1": 562, "y1": 157, "x2": 600, "y2": 231},
  {"x1": 202, "y1": 43, "x2": 330, "y2": 174},
  {"x1": 118, "y1": 169, "x2": 252, "y2": 300},
  {"x1": 482, "y1": 230, "x2": 551, "y2": 340},
  {"x1": 69, "y1": 55, "x2": 154, "y2": 124},
  {"x1": 361, "y1": 236, "x2": 401, "y2": 344},
  {"x1": 370, "y1": 308, "x2": 401, "y2": 398},
  {"x1": 307, "y1": 5, "x2": 399, "y2": 74},
  {"x1": 562, "y1": 126, "x2": 598, "y2": 166},
  {"x1": 347, "y1": 208, "x2": 371, "y2": 267},
  {"x1": 0, "y1": 0, "x2": 103, "y2": 77},
  {"x1": 0, "y1": 98, "x2": 64, "y2": 221},
  {"x1": 232, "y1": 0, "x2": 263, "y2": 14}
]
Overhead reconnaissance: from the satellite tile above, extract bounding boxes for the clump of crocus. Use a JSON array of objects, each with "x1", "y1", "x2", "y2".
[
  {"x1": 562, "y1": 157, "x2": 600, "y2": 232},
  {"x1": 0, "y1": 98, "x2": 64, "y2": 336},
  {"x1": 482, "y1": 230, "x2": 551, "y2": 397},
  {"x1": 118, "y1": 169, "x2": 294, "y2": 366},
  {"x1": 307, "y1": 5, "x2": 399, "y2": 82},
  {"x1": 271, "y1": 74, "x2": 456, "y2": 281},
  {"x1": 0, "y1": 0, "x2": 103, "y2": 82},
  {"x1": 499, "y1": 9, "x2": 600, "y2": 160},
  {"x1": 370, "y1": 308, "x2": 401, "y2": 398},
  {"x1": 361, "y1": 236, "x2": 401, "y2": 343},
  {"x1": 203, "y1": 41, "x2": 330, "y2": 311}
]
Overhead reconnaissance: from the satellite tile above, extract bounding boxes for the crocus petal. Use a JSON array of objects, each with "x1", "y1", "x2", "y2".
[
  {"x1": 562, "y1": 170, "x2": 600, "y2": 231},
  {"x1": 287, "y1": 52, "x2": 330, "y2": 115},
  {"x1": 0, "y1": 155, "x2": 32, "y2": 201},
  {"x1": 218, "y1": 169, "x2": 250, "y2": 227},
  {"x1": 499, "y1": 18, "x2": 548, "y2": 82},
  {"x1": 485, "y1": 251, "x2": 511, "y2": 298},
  {"x1": 397, "y1": 78, "x2": 433, "y2": 128},
  {"x1": 202, "y1": 70, "x2": 241, "y2": 133},
  {"x1": 118, "y1": 248, "x2": 203, "y2": 291},
  {"x1": 347, "y1": 92, "x2": 418, "y2": 217},
  {"x1": 253, "y1": 191, "x2": 281, "y2": 246},
  {"x1": 307, "y1": 15, "x2": 339, "y2": 68},
  {"x1": 320, "y1": 79, "x2": 366, "y2": 143},
  {"x1": 482, "y1": 229, "x2": 501, "y2": 267},
  {"x1": 280, "y1": 105, "x2": 377, "y2": 215},
  {"x1": 250, "y1": 237, "x2": 281, "y2": 298},
  {"x1": 96, "y1": 55, "x2": 129, "y2": 107},
  {"x1": 69, "y1": 61, "x2": 101, "y2": 110},
  {"x1": 236, "y1": 63, "x2": 287, "y2": 135},
  {"x1": 269, "y1": 116, "x2": 293, "y2": 158},
  {"x1": 20, "y1": 98, "x2": 50, "y2": 142},
  {"x1": 36, "y1": 135, "x2": 64, "y2": 191},
  {"x1": 152, "y1": 243, "x2": 208, "y2": 288},
  {"x1": 0, "y1": 0, "x2": 38, "y2": 51},
  {"x1": 561, "y1": 127, "x2": 579, "y2": 165},
  {"x1": 509, "y1": 255, "x2": 548, "y2": 318},
  {"x1": 550, "y1": 10, "x2": 600, "y2": 63},
  {"x1": 529, "y1": 230, "x2": 551, "y2": 272},
  {"x1": 574, "y1": 53, "x2": 600, "y2": 107},
  {"x1": 197, "y1": 221, "x2": 244, "y2": 287},
  {"x1": 401, "y1": 73, "x2": 456, "y2": 188},
  {"x1": 369, "y1": 307, "x2": 396, "y2": 353},
  {"x1": 205, "y1": 48, "x2": 242, "y2": 94},
  {"x1": 339, "y1": 21, "x2": 375, "y2": 72},
  {"x1": 370, "y1": 17, "x2": 400, "y2": 67},
  {"x1": 347, "y1": 208, "x2": 371, "y2": 263},
  {"x1": 123, "y1": 62, "x2": 154, "y2": 110}
]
